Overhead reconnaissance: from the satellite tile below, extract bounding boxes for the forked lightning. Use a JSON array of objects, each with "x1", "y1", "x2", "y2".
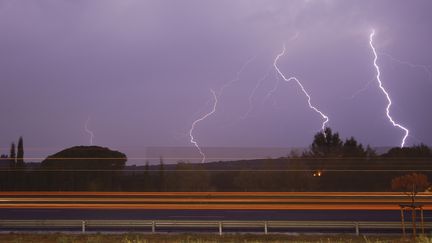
[
  {"x1": 369, "y1": 29, "x2": 409, "y2": 147},
  {"x1": 189, "y1": 89, "x2": 218, "y2": 163},
  {"x1": 273, "y1": 44, "x2": 329, "y2": 132},
  {"x1": 84, "y1": 117, "x2": 95, "y2": 146}
]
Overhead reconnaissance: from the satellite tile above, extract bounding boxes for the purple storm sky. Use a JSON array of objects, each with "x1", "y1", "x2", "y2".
[{"x1": 1, "y1": 0, "x2": 431, "y2": 163}]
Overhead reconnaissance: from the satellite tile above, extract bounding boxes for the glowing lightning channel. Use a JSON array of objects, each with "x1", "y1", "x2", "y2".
[
  {"x1": 369, "y1": 29, "x2": 409, "y2": 148},
  {"x1": 84, "y1": 117, "x2": 94, "y2": 146},
  {"x1": 240, "y1": 68, "x2": 272, "y2": 119},
  {"x1": 348, "y1": 78, "x2": 374, "y2": 99},
  {"x1": 263, "y1": 70, "x2": 281, "y2": 106},
  {"x1": 380, "y1": 52, "x2": 432, "y2": 84},
  {"x1": 218, "y1": 56, "x2": 255, "y2": 96},
  {"x1": 273, "y1": 44, "x2": 329, "y2": 132},
  {"x1": 189, "y1": 89, "x2": 218, "y2": 163}
]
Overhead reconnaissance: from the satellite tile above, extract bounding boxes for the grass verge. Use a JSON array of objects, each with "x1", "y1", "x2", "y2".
[{"x1": 0, "y1": 233, "x2": 428, "y2": 243}]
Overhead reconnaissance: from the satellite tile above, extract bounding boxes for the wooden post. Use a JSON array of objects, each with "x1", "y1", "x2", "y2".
[
  {"x1": 219, "y1": 221, "x2": 223, "y2": 236},
  {"x1": 151, "y1": 221, "x2": 155, "y2": 233},
  {"x1": 355, "y1": 222, "x2": 359, "y2": 236},
  {"x1": 401, "y1": 207, "x2": 406, "y2": 237},
  {"x1": 412, "y1": 207, "x2": 417, "y2": 238},
  {"x1": 264, "y1": 221, "x2": 268, "y2": 235},
  {"x1": 421, "y1": 207, "x2": 425, "y2": 235}
]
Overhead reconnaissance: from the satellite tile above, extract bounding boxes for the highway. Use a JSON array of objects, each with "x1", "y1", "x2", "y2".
[
  {"x1": 1, "y1": 192, "x2": 430, "y2": 233},
  {"x1": 0, "y1": 192, "x2": 431, "y2": 210}
]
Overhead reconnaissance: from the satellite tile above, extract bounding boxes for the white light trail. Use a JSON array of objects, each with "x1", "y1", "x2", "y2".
[
  {"x1": 189, "y1": 89, "x2": 218, "y2": 163},
  {"x1": 369, "y1": 29, "x2": 409, "y2": 148},
  {"x1": 273, "y1": 44, "x2": 329, "y2": 132},
  {"x1": 84, "y1": 117, "x2": 95, "y2": 146}
]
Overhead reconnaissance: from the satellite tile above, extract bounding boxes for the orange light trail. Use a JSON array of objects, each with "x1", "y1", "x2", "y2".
[{"x1": 0, "y1": 192, "x2": 430, "y2": 210}]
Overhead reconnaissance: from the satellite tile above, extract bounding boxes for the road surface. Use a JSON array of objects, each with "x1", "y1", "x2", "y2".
[
  {"x1": 0, "y1": 192, "x2": 430, "y2": 210},
  {"x1": 1, "y1": 192, "x2": 430, "y2": 234},
  {"x1": 0, "y1": 192, "x2": 430, "y2": 221}
]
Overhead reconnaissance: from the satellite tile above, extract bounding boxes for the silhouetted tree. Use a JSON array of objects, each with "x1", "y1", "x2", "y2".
[
  {"x1": 233, "y1": 159, "x2": 275, "y2": 191},
  {"x1": 342, "y1": 137, "x2": 366, "y2": 157},
  {"x1": 391, "y1": 173, "x2": 430, "y2": 238},
  {"x1": 16, "y1": 137, "x2": 25, "y2": 169},
  {"x1": 234, "y1": 170, "x2": 263, "y2": 191},
  {"x1": 308, "y1": 128, "x2": 343, "y2": 157},
  {"x1": 288, "y1": 149, "x2": 302, "y2": 158},
  {"x1": 0, "y1": 154, "x2": 9, "y2": 190},
  {"x1": 158, "y1": 157, "x2": 165, "y2": 191},
  {"x1": 169, "y1": 162, "x2": 210, "y2": 191},
  {"x1": 9, "y1": 143, "x2": 16, "y2": 169},
  {"x1": 384, "y1": 144, "x2": 431, "y2": 158},
  {"x1": 365, "y1": 145, "x2": 377, "y2": 159},
  {"x1": 285, "y1": 159, "x2": 314, "y2": 191},
  {"x1": 391, "y1": 172, "x2": 430, "y2": 204},
  {"x1": 143, "y1": 161, "x2": 150, "y2": 191},
  {"x1": 0, "y1": 154, "x2": 8, "y2": 167}
]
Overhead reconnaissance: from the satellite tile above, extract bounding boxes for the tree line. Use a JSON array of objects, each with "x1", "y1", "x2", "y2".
[
  {"x1": 1, "y1": 130, "x2": 431, "y2": 192},
  {"x1": 1, "y1": 136, "x2": 25, "y2": 169},
  {"x1": 0, "y1": 137, "x2": 26, "y2": 190}
]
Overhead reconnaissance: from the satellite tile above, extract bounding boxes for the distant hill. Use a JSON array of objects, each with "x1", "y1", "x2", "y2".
[
  {"x1": 144, "y1": 146, "x2": 306, "y2": 164},
  {"x1": 41, "y1": 146, "x2": 127, "y2": 170},
  {"x1": 373, "y1": 146, "x2": 392, "y2": 155},
  {"x1": 142, "y1": 146, "x2": 393, "y2": 165}
]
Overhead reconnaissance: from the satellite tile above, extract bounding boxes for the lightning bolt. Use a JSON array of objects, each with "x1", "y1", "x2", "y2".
[
  {"x1": 84, "y1": 117, "x2": 94, "y2": 146},
  {"x1": 273, "y1": 44, "x2": 329, "y2": 132},
  {"x1": 218, "y1": 56, "x2": 255, "y2": 96},
  {"x1": 240, "y1": 67, "x2": 272, "y2": 119},
  {"x1": 189, "y1": 89, "x2": 218, "y2": 163},
  {"x1": 186, "y1": 57, "x2": 254, "y2": 158},
  {"x1": 263, "y1": 33, "x2": 300, "y2": 107},
  {"x1": 380, "y1": 52, "x2": 432, "y2": 84},
  {"x1": 369, "y1": 29, "x2": 409, "y2": 148},
  {"x1": 199, "y1": 57, "x2": 257, "y2": 130},
  {"x1": 263, "y1": 70, "x2": 281, "y2": 107},
  {"x1": 348, "y1": 78, "x2": 374, "y2": 99}
]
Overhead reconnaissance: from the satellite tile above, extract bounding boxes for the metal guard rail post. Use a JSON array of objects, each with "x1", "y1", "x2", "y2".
[{"x1": 1, "y1": 220, "x2": 431, "y2": 235}]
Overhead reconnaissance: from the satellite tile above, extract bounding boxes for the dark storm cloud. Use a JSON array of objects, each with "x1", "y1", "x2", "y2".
[{"x1": 0, "y1": 0, "x2": 431, "y2": 162}]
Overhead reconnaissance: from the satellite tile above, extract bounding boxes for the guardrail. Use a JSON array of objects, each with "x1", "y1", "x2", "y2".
[{"x1": 0, "y1": 220, "x2": 430, "y2": 235}]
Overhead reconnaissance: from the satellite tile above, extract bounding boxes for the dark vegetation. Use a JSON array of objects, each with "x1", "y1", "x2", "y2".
[
  {"x1": 0, "y1": 233, "x2": 414, "y2": 243},
  {"x1": 1, "y1": 128, "x2": 431, "y2": 191}
]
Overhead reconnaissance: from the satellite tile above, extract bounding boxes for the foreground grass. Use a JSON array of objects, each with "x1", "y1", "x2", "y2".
[{"x1": 0, "y1": 233, "x2": 430, "y2": 243}]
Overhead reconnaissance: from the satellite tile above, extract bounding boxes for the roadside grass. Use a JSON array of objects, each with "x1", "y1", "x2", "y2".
[{"x1": 0, "y1": 233, "x2": 430, "y2": 243}]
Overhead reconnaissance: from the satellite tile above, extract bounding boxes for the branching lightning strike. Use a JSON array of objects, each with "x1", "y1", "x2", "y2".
[
  {"x1": 380, "y1": 52, "x2": 432, "y2": 84},
  {"x1": 188, "y1": 57, "x2": 255, "y2": 161},
  {"x1": 369, "y1": 30, "x2": 409, "y2": 148},
  {"x1": 218, "y1": 56, "x2": 255, "y2": 96},
  {"x1": 189, "y1": 89, "x2": 218, "y2": 163},
  {"x1": 348, "y1": 78, "x2": 374, "y2": 99},
  {"x1": 273, "y1": 44, "x2": 329, "y2": 132},
  {"x1": 263, "y1": 70, "x2": 281, "y2": 106},
  {"x1": 263, "y1": 33, "x2": 300, "y2": 107},
  {"x1": 241, "y1": 68, "x2": 272, "y2": 119},
  {"x1": 84, "y1": 117, "x2": 95, "y2": 146}
]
